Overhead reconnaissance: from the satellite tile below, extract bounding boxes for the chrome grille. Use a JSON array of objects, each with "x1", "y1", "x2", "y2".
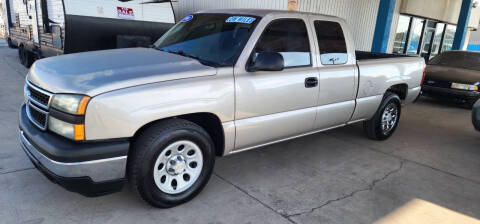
[
  {"x1": 25, "y1": 80, "x2": 52, "y2": 109},
  {"x1": 27, "y1": 103, "x2": 48, "y2": 130},
  {"x1": 28, "y1": 85, "x2": 50, "y2": 106},
  {"x1": 25, "y1": 80, "x2": 52, "y2": 130}
]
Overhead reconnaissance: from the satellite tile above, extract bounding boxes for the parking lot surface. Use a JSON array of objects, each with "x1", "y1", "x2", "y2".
[{"x1": 0, "y1": 41, "x2": 479, "y2": 224}]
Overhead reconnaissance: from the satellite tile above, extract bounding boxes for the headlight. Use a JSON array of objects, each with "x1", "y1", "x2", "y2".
[
  {"x1": 49, "y1": 94, "x2": 90, "y2": 140},
  {"x1": 451, "y1": 83, "x2": 479, "y2": 91},
  {"x1": 51, "y1": 94, "x2": 90, "y2": 115},
  {"x1": 48, "y1": 116, "x2": 85, "y2": 141}
]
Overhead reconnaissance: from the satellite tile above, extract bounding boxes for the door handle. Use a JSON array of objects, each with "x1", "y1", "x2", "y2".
[{"x1": 305, "y1": 77, "x2": 318, "y2": 88}]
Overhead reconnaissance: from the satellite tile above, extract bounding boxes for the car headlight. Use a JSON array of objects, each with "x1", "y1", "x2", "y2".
[
  {"x1": 48, "y1": 116, "x2": 85, "y2": 140},
  {"x1": 51, "y1": 94, "x2": 90, "y2": 115},
  {"x1": 451, "y1": 83, "x2": 479, "y2": 91},
  {"x1": 49, "y1": 94, "x2": 90, "y2": 140}
]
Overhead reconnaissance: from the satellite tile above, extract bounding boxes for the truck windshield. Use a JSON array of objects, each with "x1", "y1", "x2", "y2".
[{"x1": 154, "y1": 13, "x2": 260, "y2": 67}]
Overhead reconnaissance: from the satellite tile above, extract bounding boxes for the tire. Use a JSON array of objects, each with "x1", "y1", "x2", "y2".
[
  {"x1": 128, "y1": 119, "x2": 215, "y2": 208},
  {"x1": 364, "y1": 92, "x2": 402, "y2": 140},
  {"x1": 7, "y1": 38, "x2": 17, "y2": 49},
  {"x1": 18, "y1": 46, "x2": 25, "y2": 65},
  {"x1": 23, "y1": 50, "x2": 35, "y2": 68}
]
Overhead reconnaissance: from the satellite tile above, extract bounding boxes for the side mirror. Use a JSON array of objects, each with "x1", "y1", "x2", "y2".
[{"x1": 247, "y1": 52, "x2": 284, "y2": 72}]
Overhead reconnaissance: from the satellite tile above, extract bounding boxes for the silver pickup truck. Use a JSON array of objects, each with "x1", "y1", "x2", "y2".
[{"x1": 19, "y1": 9, "x2": 425, "y2": 207}]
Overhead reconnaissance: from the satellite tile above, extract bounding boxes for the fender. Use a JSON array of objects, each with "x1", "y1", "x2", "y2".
[{"x1": 84, "y1": 68, "x2": 234, "y2": 140}]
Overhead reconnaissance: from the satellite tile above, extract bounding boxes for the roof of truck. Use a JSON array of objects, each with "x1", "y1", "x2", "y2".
[{"x1": 196, "y1": 8, "x2": 340, "y2": 20}]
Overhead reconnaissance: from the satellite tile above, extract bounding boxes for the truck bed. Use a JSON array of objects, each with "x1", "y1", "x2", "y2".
[{"x1": 355, "y1": 51, "x2": 413, "y2": 60}]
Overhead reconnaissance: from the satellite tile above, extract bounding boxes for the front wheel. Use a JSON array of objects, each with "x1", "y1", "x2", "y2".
[
  {"x1": 128, "y1": 119, "x2": 215, "y2": 208},
  {"x1": 364, "y1": 92, "x2": 402, "y2": 140}
]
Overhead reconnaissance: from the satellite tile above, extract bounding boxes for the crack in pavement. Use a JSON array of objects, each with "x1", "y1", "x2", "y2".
[
  {"x1": 0, "y1": 167, "x2": 35, "y2": 176},
  {"x1": 286, "y1": 160, "x2": 405, "y2": 221},
  {"x1": 213, "y1": 172, "x2": 296, "y2": 224},
  {"x1": 328, "y1": 134, "x2": 480, "y2": 186}
]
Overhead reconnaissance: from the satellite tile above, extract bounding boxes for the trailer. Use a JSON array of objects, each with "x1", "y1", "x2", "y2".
[{"x1": 4, "y1": 0, "x2": 175, "y2": 67}]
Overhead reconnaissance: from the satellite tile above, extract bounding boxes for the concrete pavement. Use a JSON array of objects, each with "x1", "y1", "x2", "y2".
[{"x1": 0, "y1": 46, "x2": 479, "y2": 224}]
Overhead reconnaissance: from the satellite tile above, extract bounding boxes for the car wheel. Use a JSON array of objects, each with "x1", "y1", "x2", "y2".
[
  {"x1": 364, "y1": 92, "x2": 402, "y2": 140},
  {"x1": 128, "y1": 119, "x2": 215, "y2": 208}
]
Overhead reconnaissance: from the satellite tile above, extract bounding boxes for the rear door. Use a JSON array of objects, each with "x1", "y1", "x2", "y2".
[
  {"x1": 234, "y1": 16, "x2": 320, "y2": 150},
  {"x1": 308, "y1": 16, "x2": 357, "y2": 129}
]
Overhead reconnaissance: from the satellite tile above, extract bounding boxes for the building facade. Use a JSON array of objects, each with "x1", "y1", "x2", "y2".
[{"x1": 172, "y1": 0, "x2": 480, "y2": 58}]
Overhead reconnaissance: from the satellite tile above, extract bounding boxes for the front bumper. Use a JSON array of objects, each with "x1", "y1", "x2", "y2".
[
  {"x1": 422, "y1": 85, "x2": 480, "y2": 101},
  {"x1": 18, "y1": 104, "x2": 129, "y2": 197}
]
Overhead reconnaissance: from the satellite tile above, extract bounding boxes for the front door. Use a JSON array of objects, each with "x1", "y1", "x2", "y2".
[{"x1": 234, "y1": 17, "x2": 319, "y2": 150}]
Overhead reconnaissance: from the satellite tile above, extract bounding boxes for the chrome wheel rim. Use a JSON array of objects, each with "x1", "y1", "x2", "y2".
[
  {"x1": 381, "y1": 102, "x2": 398, "y2": 134},
  {"x1": 153, "y1": 140, "x2": 203, "y2": 194}
]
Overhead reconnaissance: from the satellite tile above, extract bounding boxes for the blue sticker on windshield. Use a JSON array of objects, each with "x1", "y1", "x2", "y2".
[
  {"x1": 226, "y1": 16, "x2": 256, "y2": 24},
  {"x1": 181, "y1": 14, "x2": 193, "y2": 22}
]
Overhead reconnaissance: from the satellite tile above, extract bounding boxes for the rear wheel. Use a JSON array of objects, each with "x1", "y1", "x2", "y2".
[
  {"x1": 18, "y1": 45, "x2": 25, "y2": 65},
  {"x1": 7, "y1": 38, "x2": 17, "y2": 49},
  {"x1": 128, "y1": 119, "x2": 215, "y2": 208},
  {"x1": 364, "y1": 92, "x2": 401, "y2": 140},
  {"x1": 23, "y1": 50, "x2": 35, "y2": 68}
]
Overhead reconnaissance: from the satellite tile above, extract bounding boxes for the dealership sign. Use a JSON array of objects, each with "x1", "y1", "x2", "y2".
[{"x1": 117, "y1": 7, "x2": 135, "y2": 20}]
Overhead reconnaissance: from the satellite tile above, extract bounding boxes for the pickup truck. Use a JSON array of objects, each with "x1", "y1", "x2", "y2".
[{"x1": 19, "y1": 9, "x2": 425, "y2": 208}]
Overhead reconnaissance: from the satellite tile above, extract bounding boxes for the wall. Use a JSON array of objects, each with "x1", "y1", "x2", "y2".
[
  {"x1": 0, "y1": 2, "x2": 4, "y2": 38},
  {"x1": 467, "y1": 24, "x2": 480, "y2": 51},
  {"x1": 400, "y1": 0, "x2": 463, "y2": 24},
  {"x1": 174, "y1": 0, "x2": 380, "y2": 51}
]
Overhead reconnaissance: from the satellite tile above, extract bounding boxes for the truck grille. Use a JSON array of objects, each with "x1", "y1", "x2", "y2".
[
  {"x1": 27, "y1": 103, "x2": 48, "y2": 129},
  {"x1": 28, "y1": 85, "x2": 50, "y2": 106},
  {"x1": 25, "y1": 81, "x2": 52, "y2": 130}
]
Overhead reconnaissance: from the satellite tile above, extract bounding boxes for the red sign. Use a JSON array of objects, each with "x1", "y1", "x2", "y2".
[{"x1": 117, "y1": 7, "x2": 135, "y2": 20}]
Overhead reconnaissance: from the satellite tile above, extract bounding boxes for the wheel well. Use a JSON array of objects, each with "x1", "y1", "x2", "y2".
[
  {"x1": 132, "y1": 113, "x2": 225, "y2": 157},
  {"x1": 387, "y1": 84, "x2": 408, "y2": 100}
]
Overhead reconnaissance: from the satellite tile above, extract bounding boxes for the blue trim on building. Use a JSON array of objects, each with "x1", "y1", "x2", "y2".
[
  {"x1": 467, "y1": 44, "x2": 480, "y2": 51},
  {"x1": 452, "y1": 0, "x2": 473, "y2": 50},
  {"x1": 371, "y1": 0, "x2": 396, "y2": 53}
]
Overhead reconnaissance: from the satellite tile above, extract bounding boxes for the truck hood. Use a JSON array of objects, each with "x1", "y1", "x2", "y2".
[
  {"x1": 28, "y1": 48, "x2": 217, "y2": 96},
  {"x1": 426, "y1": 65, "x2": 480, "y2": 85}
]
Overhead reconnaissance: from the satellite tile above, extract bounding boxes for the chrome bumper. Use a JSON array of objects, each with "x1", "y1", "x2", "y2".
[{"x1": 19, "y1": 130, "x2": 127, "y2": 182}]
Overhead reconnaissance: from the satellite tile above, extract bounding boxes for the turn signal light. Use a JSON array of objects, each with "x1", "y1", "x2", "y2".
[
  {"x1": 74, "y1": 124, "x2": 85, "y2": 141},
  {"x1": 77, "y1": 96, "x2": 91, "y2": 115}
]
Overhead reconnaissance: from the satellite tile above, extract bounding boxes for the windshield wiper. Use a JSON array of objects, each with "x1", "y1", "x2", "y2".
[{"x1": 162, "y1": 49, "x2": 219, "y2": 67}]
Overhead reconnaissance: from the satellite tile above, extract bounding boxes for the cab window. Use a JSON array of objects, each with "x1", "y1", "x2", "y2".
[
  {"x1": 314, "y1": 21, "x2": 348, "y2": 65},
  {"x1": 254, "y1": 19, "x2": 311, "y2": 68}
]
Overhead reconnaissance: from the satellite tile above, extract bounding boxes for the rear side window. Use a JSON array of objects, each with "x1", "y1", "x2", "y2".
[
  {"x1": 314, "y1": 21, "x2": 348, "y2": 65},
  {"x1": 254, "y1": 19, "x2": 311, "y2": 68}
]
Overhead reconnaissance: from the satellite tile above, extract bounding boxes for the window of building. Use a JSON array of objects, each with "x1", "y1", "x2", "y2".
[
  {"x1": 392, "y1": 15, "x2": 411, "y2": 54},
  {"x1": 407, "y1": 18, "x2": 424, "y2": 54},
  {"x1": 441, "y1": 24, "x2": 456, "y2": 52},
  {"x1": 314, "y1": 20, "x2": 348, "y2": 65},
  {"x1": 391, "y1": 14, "x2": 461, "y2": 61},
  {"x1": 254, "y1": 19, "x2": 311, "y2": 68},
  {"x1": 430, "y1": 23, "x2": 445, "y2": 57}
]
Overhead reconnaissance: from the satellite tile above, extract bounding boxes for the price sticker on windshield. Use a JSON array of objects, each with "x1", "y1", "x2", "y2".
[{"x1": 226, "y1": 16, "x2": 256, "y2": 24}]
